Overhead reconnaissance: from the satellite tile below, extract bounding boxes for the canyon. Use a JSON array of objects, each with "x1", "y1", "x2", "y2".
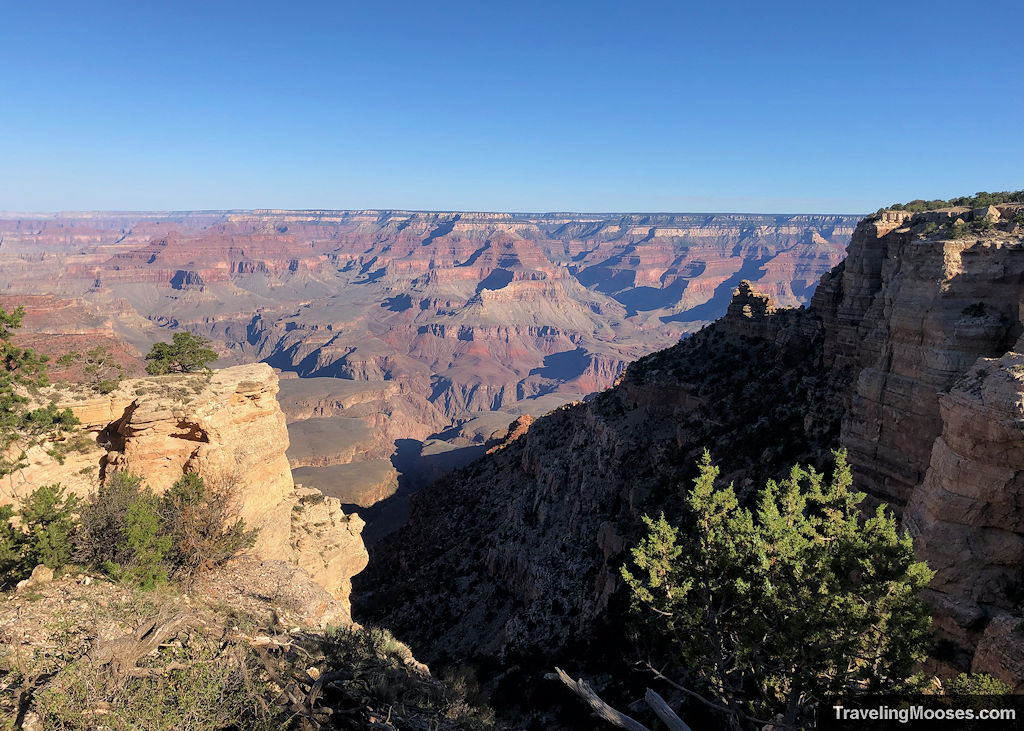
[
  {"x1": 359, "y1": 202, "x2": 1024, "y2": 707},
  {"x1": 4, "y1": 201, "x2": 1024, "y2": 726},
  {"x1": 0, "y1": 209, "x2": 856, "y2": 531}
]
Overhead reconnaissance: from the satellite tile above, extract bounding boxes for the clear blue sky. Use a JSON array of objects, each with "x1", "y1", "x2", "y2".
[{"x1": 1, "y1": 0, "x2": 1021, "y2": 214}]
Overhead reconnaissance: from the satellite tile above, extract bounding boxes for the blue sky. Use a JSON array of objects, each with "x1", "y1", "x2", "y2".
[{"x1": 1, "y1": 0, "x2": 1021, "y2": 214}]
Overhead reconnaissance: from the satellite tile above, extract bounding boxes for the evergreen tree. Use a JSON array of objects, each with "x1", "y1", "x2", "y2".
[
  {"x1": 622, "y1": 450, "x2": 933, "y2": 729},
  {"x1": 0, "y1": 305, "x2": 79, "y2": 477},
  {"x1": 145, "y1": 331, "x2": 218, "y2": 375},
  {"x1": 56, "y1": 345, "x2": 125, "y2": 393}
]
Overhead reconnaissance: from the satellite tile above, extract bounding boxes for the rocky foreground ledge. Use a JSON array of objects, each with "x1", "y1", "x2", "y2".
[{"x1": 9, "y1": 363, "x2": 368, "y2": 618}]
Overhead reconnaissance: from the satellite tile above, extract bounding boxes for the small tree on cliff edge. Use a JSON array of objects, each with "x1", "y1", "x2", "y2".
[
  {"x1": 145, "y1": 331, "x2": 218, "y2": 375},
  {"x1": 621, "y1": 450, "x2": 933, "y2": 729}
]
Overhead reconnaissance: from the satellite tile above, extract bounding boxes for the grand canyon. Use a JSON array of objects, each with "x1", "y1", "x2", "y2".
[
  {"x1": 0, "y1": 209, "x2": 856, "y2": 538},
  {"x1": 4, "y1": 199, "x2": 1024, "y2": 730}
]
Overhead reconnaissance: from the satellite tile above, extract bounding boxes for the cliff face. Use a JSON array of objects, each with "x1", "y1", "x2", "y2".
[
  {"x1": 10, "y1": 364, "x2": 368, "y2": 617},
  {"x1": 812, "y1": 206, "x2": 1024, "y2": 510},
  {"x1": 812, "y1": 203, "x2": 1024, "y2": 683}
]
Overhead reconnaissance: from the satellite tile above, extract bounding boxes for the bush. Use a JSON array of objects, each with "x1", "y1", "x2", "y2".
[
  {"x1": 33, "y1": 634, "x2": 285, "y2": 731},
  {"x1": 950, "y1": 220, "x2": 972, "y2": 239},
  {"x1": 76, "y1": 471, "x2": 256, "y2": 588},
  {"x1": 76, "y1": 472, "x2": 170, "y2": 590},
  {"x1": 881, "y1": 190, "x2": 1024, "y2": 213},
  {"x1": 945, "y1": 672, "x2": 1013, "y2": 696},
  {"x1": 17, "y1": 484, "x2": 79, "y2": 573},
  {"x1": 621, "y1": 450, "x2": 934, "y2": 728},
  {"x1": 974, "y1": 214, "x2": 996, "y2": 232},
  {"x1": 145, "y1": 332, "x2": 217, "y2": 375},
  {"x1": 0, "y1": 304, "x2": 80, "y2": 477},
  {"x1": 160, "y1": 473, "x2": 256, "y2": 579},
  {"x1": 0, "y1": 484, "x2": 78, "y2": 587},
  {"x1": 56, "y1": 345, "x2": 126, "y2": 393}
]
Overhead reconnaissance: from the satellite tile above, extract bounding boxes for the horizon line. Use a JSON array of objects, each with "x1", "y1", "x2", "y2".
[{"x1": 0, "y1": 207, "x2": 871, "y2": 218}]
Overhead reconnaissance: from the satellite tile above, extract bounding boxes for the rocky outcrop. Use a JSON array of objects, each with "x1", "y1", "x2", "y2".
[
  {"x1": 905, "y1": 346, "x2": 1024, "y2": 676},
  {"x1": 812, "y1": 205, "x2": 1024, "y2": 683},
  {"x1": 9, "y1": 364, "x2": 368, "y2": 616},
  {"x1": 812, "y1": 211, "x2": 1024, "y2": 510}
]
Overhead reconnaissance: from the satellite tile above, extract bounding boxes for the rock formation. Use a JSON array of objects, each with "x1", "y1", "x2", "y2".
[
  {"x1": 0, "y1": 209, "x2": 858, "y2": 533},
  {"x1": 0, "y1": 210, "x2": 856, "y2": 427},
  {"x1": 8, "y1": 363, "x2": 368, "y2": 616},
  {"x1": 813, "y1": 202, "x2": 1024, "y2": 684}
]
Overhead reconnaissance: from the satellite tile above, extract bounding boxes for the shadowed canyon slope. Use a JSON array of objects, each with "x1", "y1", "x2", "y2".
[
  {"x1": 358, "y1": 203, "x2": 1024, "y2": 695},
  {"x1": 0, "y1": 210, "x2": 856, "y2": 423}
]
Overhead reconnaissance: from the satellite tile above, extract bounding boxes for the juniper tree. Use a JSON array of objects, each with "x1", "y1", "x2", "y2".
[
  {"x1": 621, "y1": 450, "x2": 933, "y2": 729},
  {"x1": 57, "y1": 345, "x2": 125, "y2": 393},
  {"x1": 144, "y1": 331, "x2": 218, "y2": 375}
]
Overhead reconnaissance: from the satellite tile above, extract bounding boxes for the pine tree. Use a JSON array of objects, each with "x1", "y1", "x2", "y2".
[{"x1": 621, "y1": 450, "x2": 933, "y2": 729}]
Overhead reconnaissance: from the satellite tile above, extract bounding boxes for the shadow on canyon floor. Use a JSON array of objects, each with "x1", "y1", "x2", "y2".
[{"x1": 344, "y1": 437, "x2": 486, "y2": 546}]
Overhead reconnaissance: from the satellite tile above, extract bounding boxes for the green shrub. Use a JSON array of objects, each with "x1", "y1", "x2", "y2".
[
  {"x1": 76, "y1": 472, "x2": 170, "y2": 589},
  {"x1": 76, "y1": 471, "x2": 257, "y2": 589},
  {"x1": 17, "y1": 483, "x2": 79, "y2": 573},
  {"x1": 0, "y1": 484, "x2": 79, "y2": 586},
  {"x1": 882, "y1": 190, "x2": 1024, "y2": 213},
  {"x1": 945, "y1": 672, "x2": 1013, "y2": 696},
  {"x1": 33, "y1": 638, "x2": 284, "y2": 731},
  {"x1": 160, "y1": 473, "x2": 256, "y2": 578},
  {"x1": 974, "y1": 214, "x2": 996, "y2": 232},
  {"x1": 950, "y1": 220, "x2": 972, "y2": 239},
  {"x1": 0, "y1": 305, "x2": 81, "y2": 478},
  {"x1": 621, "y1": 450, "x2": 934, "y2": 728},
  {"x1": 56, "y1": 345, "x2": 126, "y2": 393},
  {"x1": 0, "y1": 504, "x2": 22, "y2": 582}
]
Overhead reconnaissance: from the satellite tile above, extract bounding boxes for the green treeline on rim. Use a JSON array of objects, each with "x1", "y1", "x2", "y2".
[{"x1": 880, "y1": 189, "x2": 1024, "y2": 213}]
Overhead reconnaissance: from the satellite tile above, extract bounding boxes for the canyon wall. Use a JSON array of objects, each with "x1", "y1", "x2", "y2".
[
  {"x1": 813, "y1": 203, "x2": 1024, "y2": 683},
  {"x1": 357, "y1": 287, "x2": 840, "y2": 676},
  {"x1": 8, "y1": 363, "x2": 368, "y2": 617}
]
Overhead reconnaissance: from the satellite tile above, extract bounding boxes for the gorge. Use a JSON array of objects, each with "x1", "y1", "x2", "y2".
[
  {"x1": 0, "y1": 209, "x2": 856, "y2": 538},
  {"x1": 4, "y1": 200, "x2": 1024, "y2": 728}
]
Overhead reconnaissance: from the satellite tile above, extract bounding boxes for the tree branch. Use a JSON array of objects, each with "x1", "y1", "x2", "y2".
[{"x1": 546, "y1": 668, "x2": 650, "y2": 731}]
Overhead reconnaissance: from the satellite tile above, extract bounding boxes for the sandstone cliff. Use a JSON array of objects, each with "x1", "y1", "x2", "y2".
[
  {"x1": 8, "y1": 364, "x2": 368, "y2": 616},
  {"x1": 812, "y1": 203, "x2": 1024, "y2": 684}
]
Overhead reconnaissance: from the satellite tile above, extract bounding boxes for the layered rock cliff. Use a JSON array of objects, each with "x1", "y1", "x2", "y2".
[
  {"x1": 0, "y1": 210, "x2": 856, "y2": 426},
  {"x1": 9, "y1": 364, "x2": 368, "y2": 616},
  {"x1": 812, "y1": 202, "x2": 1024, "y2": 683}
]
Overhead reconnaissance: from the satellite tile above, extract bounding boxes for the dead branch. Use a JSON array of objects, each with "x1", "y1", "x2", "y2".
[
  {"x1": 126, "y1": 661, "x2": 193, "y2": 678},
  {"x1": 645, "y1": 688, "x2": 692, "y2": 731},
  {"x1": 546, "y1": 667, "x2": 650, "y2": 731},
  {"x1": 87, "y1": 613, "x2": 195, "y2": 676}
]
